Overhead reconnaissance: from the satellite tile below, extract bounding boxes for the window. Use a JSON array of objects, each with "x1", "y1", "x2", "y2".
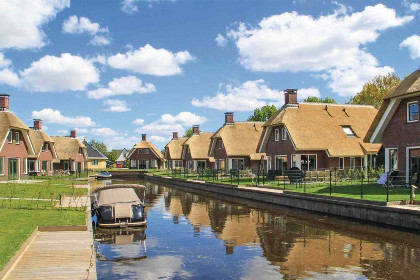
[
  {"x1": 151, "y1": 159, "x2": 158, "y2": 168},
  {"x1": 218, "y1": 139, "x2": 223, "y2": 149},
  {"x1": 407, "y1": 101, "x2": 419, "y2": 122},
  {"x1": 231, "y1": 158, "x2": 244, "y2": 170},
  {"x1": 350, "y1": 157, "x2": 355, "y2": 170},
  {"x1": 275, "y1": 155, "x2": 288, "y2": 172},
  {"x1": 28, "y1": 160, "x2": 36, "y2": 172},
  {"x1": 42, "y1": 161, "x2": 48, "y2": 172},
  {"x1": 291, "y1": 155, "x2": 297, "y2": 168},
  {"x1": 23, "y1": 158, "x2": 27, "y2": 174},
  {"x1": 91, "y1": 160, "x2": 98, "y2": 165},
  {"x1": 174, "y1": 160, "x2": 183, "y2": 168},
  {"x1": 339, "y1": 157, "x2": 345, "y2": 170},
  {"x1": 342, "y1": 126, "x2": 356, "y2": 137},
  {"x1": 42, "y1": 143, "x2": 49, "y2": 152},
  {"x1": 15, "y1": 132, "x2": 19, "y2": 144},
  {"x1": 389, "y1": 149, "x2": 398, "y2": 171},
  {"x1": 138, "y1": 149, "x2": 143, "y2": 154},
  {"x1": 7, "y1": 131, "x2": 12, "y2": 143},
  {"x1": 301, "y1": 155, "x2": 317, "y2": 171},
  {"x1": 282, "y1": 127, "x2": 287, "y2": 140},
  {"x1": 131, "y1": 159, "x2": 137, "y2": 168},
  {"x1": 0, "y1": 157, "x2": 4, "y2": 175},
  {"x1": 78, "y1": 148, "x2": 83, "y2": 154},
  {"x1": 274, "y1": 129, "x2": 280, "y2": 141},
  {"x1": 144, "y1": 149, "x2": 149, "y2": 154}
]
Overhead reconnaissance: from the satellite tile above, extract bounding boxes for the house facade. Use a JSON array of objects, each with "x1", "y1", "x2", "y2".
[
  {"x1": 28, "y1": 119, "x2": 57, "y2": 175},
  {"x1": 128, "y1": 134, "x2": 164, "y2": 169},
  {"x1": 209, "y1": 112, "x2": 266, "y2": 170},
  {"x1": 0, "y1": 94, "x2": 36, "y2": 180},
  {"x1": 52, "y1": 130, "x2": 86, "y2": 173},
  {"x1": 182, "y1": 125, "x2": 214, "y2": 169},
  {"x1": 259, "y1": 89, "x2": 381, "y2": 173},
  {"x1": 165, "y1": 132, "x2": 188, "y2": 169},
  {"x1": 83, "y1": 140, "x2": 108, "y2": 170},
  {"x1": 367, "y1": 69, "x2": 420, "y2": 183},
  {"x1": 115, "y1": 148, "x2": 128, "y2": 168}
]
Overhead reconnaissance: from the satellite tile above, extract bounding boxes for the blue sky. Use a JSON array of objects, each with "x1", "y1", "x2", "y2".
[{"x1": 1, "y1": 0, "x2": 420, "y2": 150}]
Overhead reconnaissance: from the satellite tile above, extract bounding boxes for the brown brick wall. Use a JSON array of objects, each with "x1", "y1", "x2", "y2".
[
  {"x1": 0, "y1": 130, "x2": 30, "y2": 179},
  {"x1": 129, "y1": 148, "x2": 163, "y2": 168}
]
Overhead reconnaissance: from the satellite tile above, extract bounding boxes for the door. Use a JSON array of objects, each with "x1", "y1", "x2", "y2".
[
  {"x1": 275, "y1": 156, "x2": 288, "y2": 174},
  {"x1": 8, "y1": 158, "x2": 18, "y2": 180},
  {"x1": 77, "y1": 162, "x2": 82, "y2": 173}
]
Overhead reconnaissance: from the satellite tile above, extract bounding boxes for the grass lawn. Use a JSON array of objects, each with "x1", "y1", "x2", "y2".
[{"x1": 0, "y1": 208, "x2": 85, "y2": 270}]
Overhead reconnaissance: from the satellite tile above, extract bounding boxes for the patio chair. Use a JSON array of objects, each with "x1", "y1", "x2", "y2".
[{"x1": 379, "y1": 170, "x2": 400, "y2": 188}]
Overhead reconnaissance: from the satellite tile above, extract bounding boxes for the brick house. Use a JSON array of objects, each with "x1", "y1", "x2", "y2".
[
  {"x1": 367, "y1": 69, "x2": 420, "y2": 183},
  {"x1": 28, "y1": 119, "x2": 57, "y2": 175},
  {"x1": 127, "y1": 134, "x2": 164, "y2": 169},
  {"x1": 258, "y1": 89, "x2": 381, "y2": 173},
  {"x1": 83, "y1": 140, "x2": 108, "y2": 170},
  {"x1": 52, "y1": 130, "x2": 87, "y2": 173},
  {"x1": 182, "y1": 125, "x2": 214, "y2": 169},
  {"x1": 0, "y1": 94, "x2": 36, "y2": 180},
  {"x1": 209, "y1": 112, "x2": 266, "y2": 170},
  {"x1": 164, "y1": 132, "x2": 188, "y2": 169}
]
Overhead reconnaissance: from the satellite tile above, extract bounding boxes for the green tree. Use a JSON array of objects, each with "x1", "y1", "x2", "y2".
[
  {"x1": 184, "y1": 129, "x2": 193, "y2": 138},
  {"x1": 247, "y1": 105, "x2": 278, "y2": 122},
  {"x1": 304, "y1": 96, "x2": 337, "y2": 104},
  {"x1": 107, "y1": 150, "x2": 118, "y2": 163},
  {"x1": 349, "y1": 73, "x2": 401, "y2": 109},
  {"x1": 90, "y1": 140, "x2": 108, "y2": 156}
]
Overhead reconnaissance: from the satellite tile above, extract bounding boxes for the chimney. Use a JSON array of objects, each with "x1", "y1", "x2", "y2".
[
  {"x1": 284, "y1": 89, "x2": 298, "y2": 105},
  {"x1": 192, "y1": 125, "x2": 199, "y2": 135},
  {"x1": 224, "y1": 112, "x2": 234, "y2": 125},
  {"x1": 0, "y1": 94, "x2": 10, "y2": 111},
  {"x1": 172, "y1": 132, "x2": 178, "y2": 140},
  {"x1": 70, "y1": 130, "x2": 77, "y2": 138},
  {"x1": 33, "y1": 119, "x2": 42, "y2": 130},
  {"x1": 142, "y1": 134, "x2": 147, "y2": 141}
]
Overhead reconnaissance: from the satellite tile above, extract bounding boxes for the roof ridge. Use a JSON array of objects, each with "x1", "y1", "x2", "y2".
[{"x1": 299, "y1": 102, "x2": 376, "y2": 108}]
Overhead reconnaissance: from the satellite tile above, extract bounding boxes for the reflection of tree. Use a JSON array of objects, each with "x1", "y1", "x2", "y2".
[{"x1": 180, "y1": 193, "x2": 193, "y2": 216}]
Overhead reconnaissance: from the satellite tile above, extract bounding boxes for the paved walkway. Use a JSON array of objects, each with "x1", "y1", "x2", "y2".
[
  {"x1": 2, "y1": 231, "x2": 96, "y2": 280},
  {"x1": 388, "y1": 204, "x2": 420, "y2": 211}
]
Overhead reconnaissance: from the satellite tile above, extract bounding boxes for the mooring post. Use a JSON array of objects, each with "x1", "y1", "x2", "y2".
[
  {"x1": 361, "y1": 174, "x2": 364, "y2": 200},
  {"x1": 386, "y1": 171, "x2": 389, "y2": 202},
  {"x1": 329, "y1": 170, "x2": 332, "y2": 196}
]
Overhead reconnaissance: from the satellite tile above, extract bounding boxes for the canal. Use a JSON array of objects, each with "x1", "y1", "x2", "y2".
[{"x1": 94, "y1": 180, "x2": 420, "y2": 279}]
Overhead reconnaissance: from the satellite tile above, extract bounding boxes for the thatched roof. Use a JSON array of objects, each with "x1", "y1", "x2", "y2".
[
  {"x1": 51, "y1": 136, "x2": 86, "y2": 160},
  {"x1": 129, "y1": 140, "x2": 164, "y2": 160},
  {"x1": 0, "y1": 111, "x2": 35, "y2": 155},
  {"x1": 262, "y1": 103, "x2": 381, "y2": 157},
  {"x1": 211, "y1": 122, "x2": 264, "y2": 158},
  {"x1": 28, "y1": 129, "x2": 57, "y2": 158},
  {"x1": 165, "y1": 137, "x2": 188, "y2": 160},
  {"x1": 183, "y1": 132, "x2": 213, "y2": 159}
]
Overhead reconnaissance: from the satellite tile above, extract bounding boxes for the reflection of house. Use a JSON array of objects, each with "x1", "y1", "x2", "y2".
[
  {"x1": 127, "y1": 134, "x2": 164, "y2": 169},
  {"x1": 367, "y1": 69, "x2": 420, "y2": 183},
  {"x1": 209, "y1": 112, "x2": 265, "y2": 170},
  {"x1": 0, "y1": 94, "x2": 35, "y2": 180},
  {"x1": 52, "y1": 130, "x2": 86, "y2": 173},
  {"x1": 28, "y1": 119, "x2": 57, "y2": 175},
  {"x1": 114, "y1": 148, "x2": 128, "y2": 168},
  {"x1": 182, "y1": 125, "x2": 214, "y2": 169},
  {"x1": 83, "y1": 140, "x2": 108, "y2": 170},
  {"x1": 165, "y1": 132, "x2": 188, "y2": 169},
  {"x1": 259, "y1": 89, "x2": 381, "y2": 172}
]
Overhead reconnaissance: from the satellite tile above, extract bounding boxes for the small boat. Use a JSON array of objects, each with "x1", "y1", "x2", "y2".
[
  {"x1": 92, "y1": 184, "x2": 147, "y2": 228},
  {"x1": 96, "y1": 171, "x2": 112, "y2": 179}
]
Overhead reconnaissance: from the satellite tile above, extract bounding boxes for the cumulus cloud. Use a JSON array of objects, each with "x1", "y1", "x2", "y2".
[
  {"x1": 89, "y1": 35, "x2": 111, "y2": 46},
  {"x1": 32, "y1": 108, "x2": 96, "y2": 127},
  {"x1": 107, "y1": 44, "x2": 195, "y2": 76},
  {"x1": 139, "y1": 112, "x2": 207, "y2": 135},
  {"x1": 90, "y1": 127, "x2": 118, "y2": 136},
  {"x1": 226, "y1": 4, "x2": 412, "y2": 96},
  {"x1": 20, "y1": 53, "x2": 99, "y2": 92},
  {"x1": 191, "y1": 79, "x2": 283, "y2": 111},
  {"x1": 103, "y1": 99, "x2": 131, "y2": 112},
  {"x1": 298, "y1": 87, "x2": 321, "y2": 100},
  {"x1": 62, "y1": 15, "x2": 111, "y2": 46},
  {"x1": 0, "y1": 69, "x2": 20, "y2": 86},
  {"x1": 149, "y1": 135, "x2": 167, "y2": 142},
  {"x1": 104, "y1": 135, "x2": 140, "y2": 149},
  {"x1": 132, "y1": 118, "x2": 145, "y2": 125},
  {"x1": 0, "y1": 0, "x2": 70, "y2": 50},
  {"x1": 120, "y1": 0, "x2": 176, "y2": 14},
  {"x1": 400, "y1": 35, "x2": 420, "y2": 59},
  {"x1": 215, "y1": 34, "x2": 228, "y2": 47},
  {"x1": 0, "y1": 53, "x2": 11, "y2": 68},
  {"x1": 87, "y1": 76, "x2": 156, "y2": 99},
  {"x1": 402, "y1": 0, "x2": 420, "y2": 12}
]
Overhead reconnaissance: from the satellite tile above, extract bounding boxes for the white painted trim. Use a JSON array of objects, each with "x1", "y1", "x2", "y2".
[
  {"x1": 406, "y1": 101, "x2": 419, "y2": 123},
  {"x1": 274, "y1": 128, "x2": 280, "y2": 141},
  {"x1": 350, "y1": 157, "x2": 355, "y2": 170},
  {"x1": 339, "y1": 157, "x2": 344, "y2": 170},
  {"x1": 282, "y1": 126, "x2": 287, "y2": 140},
  {"x1": 258, "y1": 126, "x2": 271, "y2": 153},
  {"x1": 406, "y1": 146, "x2": 420, "y2": 183},
  {"x1": 370, "y1": 99, "x2": 399, "y2": 143},
  {"x1": 0, "y1": 157, "x2": 4, "y2": 175}
]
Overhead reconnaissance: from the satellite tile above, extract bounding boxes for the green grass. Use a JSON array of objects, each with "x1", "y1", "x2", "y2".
[{"x1": 0, "y1": 208, "x2": 85, "y2": 270}]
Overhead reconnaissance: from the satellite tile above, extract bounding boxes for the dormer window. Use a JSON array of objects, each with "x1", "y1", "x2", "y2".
[
  {"x1": 15, "y1": 132, "x2": 19, "y2": 144},
  {"x1": 407, "y1": 101, "x2": 419, "y2": 123},
  {"x1": 218, "y1": 139, "x2": 223, "y2": 149},
  {"x1": 42, "y1": 143, "x2": 49, "y2": 151},
  {"x1": 342, "y1": 126, "x2": 356, "y2": 137},
  {"x1": 78, "y1": 148, "x2": 83, "y2": 154},
  {"x1": 274, "y1": 129, "x2": 280, "y2": 141}
]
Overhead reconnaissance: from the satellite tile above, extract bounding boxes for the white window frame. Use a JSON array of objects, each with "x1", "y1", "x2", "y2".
[
  {"x1": 92, "y1": 159, "x2": 98, "y2": 166},
  {"x1": 350, "y1": 157, "x2": 355, "y2": 170},
  {"x1": 291, "y1": 154, "x2": 317, "y2": 171},
  {"x1": 218, "y1": 139, "x2": 223, "y2": 149},
  {"x1": 7, "y1": 131, "x2": 12, "y2": 143},
  {"x1": 131, "y1": 159, "x2": 137, "y2": 168},
  {"x1": 0, "y1": 157, "x2": 4, "y2": 175},
  {"x1": 15, "y1": 132, "x2": 19, "y2": 144},
  {"x1": 275, "y1": 155, "x2": 288, "y2": 170},
  {"x1": 339, "y1": 157, "x2": 345, "y2": 170},
  {"x1": 42, "y1": 161, "x2": 48, "y2": 172},
  {"x1": 138, "y1": 149, "x2": 142, "y2": 154},
  {"x1": 144, "y1": 149, "x2": 149, "y2": 154},
  {"x1": 342, "y1": 126, "x2": 356, "y2": 137},
  {"x1": 282, "y1": 126, "x2": 287, "y2": 140},
  {"x1": 274, "y1": 129, "x2": 280, "y2": 141},
  {"x1": 23, "y1": 158, "x2": 27, "y2": 174},
  {"x1": 407, "y1": 101, "x2": 419, "y2": 123}
]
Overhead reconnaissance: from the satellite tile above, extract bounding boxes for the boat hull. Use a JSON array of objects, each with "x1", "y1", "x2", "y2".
[{"x1": 98, "y1": 220, "x2": 147, "y2": 228}]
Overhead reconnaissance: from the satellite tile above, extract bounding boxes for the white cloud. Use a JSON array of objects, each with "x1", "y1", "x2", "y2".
[
  {"x1": 191, "y1": 79, "x2": 283, "y2": 111},
  {"x1": 138, "y1": 123, "x2": 185, "y2": 135},
  {"x1": 20, "y1": 53, "x2": 99, "y2": 92},
  {"x1": 215, "y1": 34, "x2": 228, "y2": 47},
  {"x1": 132, "y1": 118, "x2": 145, "y2": 125},
  {"x1": 402, "y1": 1, "x2": 420, "y2": 12},
  {"x1": 32, "y1": 109, "x2": 96, "y2": 127},
  {"x1": 0, "y1": 53, "x2": 11, "y2": 68},
  {"x1": 58, "y1": 129, "x2": 69, "y2": 134},
  {"x1": 104, "y1": 135, "x2": 140, "y2": 149},
  {"x1": 0, "y1": 0, "x2": 70, "y2": 50},
  {"x1": 75, "y1": 128, "x2": 89, "y2": 134},
  {"x1": 298, "y1": 87, "x2": 321, "y2": 100},
  {"x1": 400, "y1": 35, "x2": 420, "y2": 59},
  {"x1": 120, "y1": 0, "x2": 175, "y2": 14},
  {"x1": 227, "y1": 4, "x2": 412, "y2": 96},
  {"x1": 149, "y1": 135, "x2": 167, "y2": 142},
  {"x1": 103, "y1": 99, "x2": 131, "y2": 112},
  {"x1": 0, "y1": 69, "x2": 20, "y2": 86},
  {"x1": 107, "y1": 44, "x2": 195, "y2": 76},
  {"x1": 89, "y1": 35, "x2": 111, "y2": 46},
  {"x1": 62, "y1": 15, "x2": 107, "y2": 35},
  {"x1": 90, "y1": 127, "x2": 118, "y2": 136},
  {"x1": 139, "y1": 112, "x2": 207, "y2": 135},
  {"x1": 87, "y1": 76, "x2": 156, "y2": 99}
]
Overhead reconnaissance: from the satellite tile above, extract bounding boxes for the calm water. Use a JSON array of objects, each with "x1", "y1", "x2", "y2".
[{"x1": 94, "y1": 180, "x2": 420, "y2": 280}]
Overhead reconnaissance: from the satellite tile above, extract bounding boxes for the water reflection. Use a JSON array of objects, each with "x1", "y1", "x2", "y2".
[{"x1": 94, "y1": 180, "x2": 420, "y2": 279}]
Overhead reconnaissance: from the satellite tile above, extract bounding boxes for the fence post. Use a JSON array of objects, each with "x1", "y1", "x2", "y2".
[
  {"x1": 361, "y1": 174, "x2": 364, "y2": 200},
  {"x1": 283, "y1": 171, "x2": 286, "y2": 190},
  {"x1": 329, "y1": 170, "x2": 332, "y2": 196},
  {"x1": 237, "y1": 170, "x2": 240, "y2": 185},
  {"x1": 257, "y1": 171, "x2": 260, "y2": 186},
  {"x1": 262, "y1": 169, "x2": 265, "y2": 186},
  {"x1": 230, "y1": 170, "x2": 232, "y2": 185},
  {"x1": 50, "y1": 193, "x2": 54, "y2": 208},
  {"x1": 386, "y1": 171, "x2": 389, "y2": 202}
]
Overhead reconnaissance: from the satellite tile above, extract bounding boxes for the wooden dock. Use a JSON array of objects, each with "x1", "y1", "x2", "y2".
[{"x1": 1, "y1": 231, "x2": 96, "y2": 280}]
